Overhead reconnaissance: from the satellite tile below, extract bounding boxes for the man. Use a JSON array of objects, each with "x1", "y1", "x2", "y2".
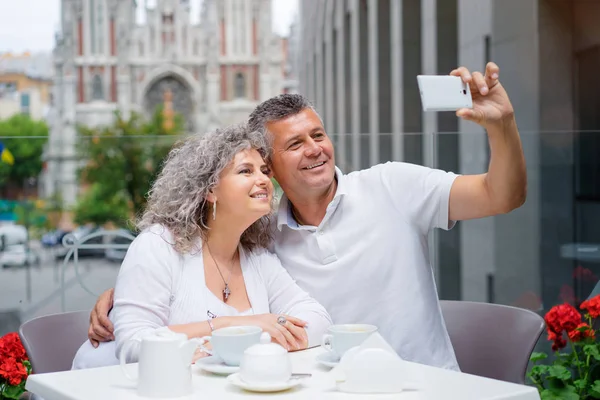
[{"x1": 87, "y1": 63, "x2": 526, "y2": 370}]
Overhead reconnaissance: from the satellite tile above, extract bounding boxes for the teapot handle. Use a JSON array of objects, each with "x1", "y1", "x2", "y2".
[{"x1": 119, "y1": 338, "x2": 141, "y2": 381}]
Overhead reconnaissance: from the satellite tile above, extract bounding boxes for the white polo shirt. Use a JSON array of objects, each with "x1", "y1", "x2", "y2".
[{"x1": 272, "y1": 162, "x2": 460, "y2": 371}]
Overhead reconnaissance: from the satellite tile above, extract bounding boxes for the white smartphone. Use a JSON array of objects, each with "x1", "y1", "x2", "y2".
[{"x1": 417, "y1": 75, "x2": 473, "y2": 112}]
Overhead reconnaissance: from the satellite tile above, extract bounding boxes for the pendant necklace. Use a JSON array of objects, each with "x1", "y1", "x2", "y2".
[{"x1": 205, "y1": 242, "x2": 235, "y2": 302}]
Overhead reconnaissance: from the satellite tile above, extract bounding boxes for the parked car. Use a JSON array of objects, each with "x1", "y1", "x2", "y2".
[
  {"x1": 41, "y1": 229, "x2": 71, "y2": 248},
  {"x1": 0, "y1": 244, "x2": 40, "y2": 268},
  {"x1": 0, "y1": 224, "x2": 28, "y2": 250},
  {"x1": 54, "y1": 225, "x2": 105, "y2": 260}
]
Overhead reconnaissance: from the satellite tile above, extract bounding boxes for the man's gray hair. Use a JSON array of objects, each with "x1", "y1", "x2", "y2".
[
  {"x1": 248, "y1": 94, "x2": 321, "y2": 140},
  {"x1": 137, "y1": 124, "x2": 273, "y2": 254}
]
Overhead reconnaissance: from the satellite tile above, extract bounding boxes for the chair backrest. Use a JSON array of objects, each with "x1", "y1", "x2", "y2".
[
  {"x1": 19, "y1": 310, "x2": 90, "y2": 374},
  {"x1": 440, "y1": 300, "x2": 545, "y2": 384}
]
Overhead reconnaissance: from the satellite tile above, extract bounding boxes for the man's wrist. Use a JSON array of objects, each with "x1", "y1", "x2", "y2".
[{"x1": 488, "y1": 112, "x2": 516, "y2": 134}]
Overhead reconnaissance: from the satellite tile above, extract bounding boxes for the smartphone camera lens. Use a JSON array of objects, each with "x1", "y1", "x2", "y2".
[{"x1": 462, "y1": 89, "x2": 467, "y2": 95}]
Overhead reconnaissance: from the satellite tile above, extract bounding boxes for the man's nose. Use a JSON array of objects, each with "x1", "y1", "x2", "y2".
[{"x1": 304, "y1": 139, "x2": 321, "y2": 157}]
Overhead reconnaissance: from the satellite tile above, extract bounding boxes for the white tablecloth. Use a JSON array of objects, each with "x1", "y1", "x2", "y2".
[{"x1": 26, "y1": 347, "x2": 540, "y2": 400}]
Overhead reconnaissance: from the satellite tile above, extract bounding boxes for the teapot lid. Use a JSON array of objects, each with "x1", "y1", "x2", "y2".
[{"x1": 244, "y1": 332, "x2": 287, "y2": 356}]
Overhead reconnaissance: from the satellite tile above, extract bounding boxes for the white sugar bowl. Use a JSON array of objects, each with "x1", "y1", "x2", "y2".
[{"x1": 239, "y1": 332, "x2": 292, "y2": 385}]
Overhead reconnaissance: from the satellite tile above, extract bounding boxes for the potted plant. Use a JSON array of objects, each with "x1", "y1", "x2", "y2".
[
  {"x1": 529, "y1": 295, "x2": 600, "y2": 399},
  {"x1": 0, "y1": 332, "x2": 31, "y2": 400}
]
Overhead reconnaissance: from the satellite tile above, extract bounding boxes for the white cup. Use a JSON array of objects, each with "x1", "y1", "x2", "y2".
[
  {"x1": 198, "y1": 325, "x2": 262, "y2": 366},
  {"x1": 322, "y1": 324, "x2": 378, "y2": 360},
  {"x1": 240, "y1": 332, "x2": 292, "y2": 385}
]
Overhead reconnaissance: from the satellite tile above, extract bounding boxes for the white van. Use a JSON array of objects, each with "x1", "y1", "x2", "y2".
[{"x1": 0, "y1": 224, "x2": 28, "y2": 249}]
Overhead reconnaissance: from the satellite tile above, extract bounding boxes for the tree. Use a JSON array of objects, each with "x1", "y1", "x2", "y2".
[
  {"x1": 0, "y1": 114, "x2": 49, "y2": 197},
  {"x1": 75, "y1": 109, "x2": 183, "y2": 227}
]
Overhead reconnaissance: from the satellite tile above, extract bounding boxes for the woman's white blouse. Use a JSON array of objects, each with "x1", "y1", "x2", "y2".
[{"x1": 113, "y1": 225, "x2": 332, "y2": 362}]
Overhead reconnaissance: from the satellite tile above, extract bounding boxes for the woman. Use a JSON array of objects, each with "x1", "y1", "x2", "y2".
[{"x1": 72, "y1": 124, "x2": 332, "y2": 368}]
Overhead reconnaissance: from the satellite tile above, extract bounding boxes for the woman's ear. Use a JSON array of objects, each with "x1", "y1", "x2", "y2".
[{"x1": 205, "y1": 191, "x2": 216, "y2": 204}]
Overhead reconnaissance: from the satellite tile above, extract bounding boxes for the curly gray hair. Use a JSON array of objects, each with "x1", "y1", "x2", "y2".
[{"x1": 137, "y1": 124, "x2": 273, "y2": 254}]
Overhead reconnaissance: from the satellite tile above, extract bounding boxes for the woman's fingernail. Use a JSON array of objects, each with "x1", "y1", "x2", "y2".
[{"x1": 492, "y1": 73, "x2": 499, "y2": 79}]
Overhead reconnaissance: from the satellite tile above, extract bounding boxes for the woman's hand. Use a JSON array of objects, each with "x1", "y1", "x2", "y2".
[
  {"x1": 216, "y1": 313, "x2": 308, "y2": 351},
  {"x1": 192, "y1": 342, "x2": 212, "y2": 363}
]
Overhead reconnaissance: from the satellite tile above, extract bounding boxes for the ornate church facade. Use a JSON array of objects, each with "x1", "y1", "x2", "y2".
[{"x1": 45, "y1": 0, "x2": 285, "y2": 207}]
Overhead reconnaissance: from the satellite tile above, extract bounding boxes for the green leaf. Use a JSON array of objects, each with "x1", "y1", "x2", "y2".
[
  {"x1": 541, "y1": 386, "x2": 580, "y2": 400},
  {"x1": 548, "y1": 365, "x2": 572, "y2": 380},
  {"x1": 574, "y1": 379, "x2": 588, "y2": 391},
  {"x1": 584, "y1": 345, "x2": 600, "y2": 361},
  {"x1": 0, "y1": 383, "x2": 25, "y2": 399},
  {"x1": 531, "y1": 364, "x2": 550, "y2": 375},
  {"x1": 590, "y1": 380, "x2": 600, "y2": 398},
  {"x1": 531, "y1": 352, "x2": 549, "y2": 362}
]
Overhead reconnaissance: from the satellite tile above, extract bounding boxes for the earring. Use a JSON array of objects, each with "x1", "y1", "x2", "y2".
[{"x1": 212, "y1": 201, "x2": 217, "y2": 220}]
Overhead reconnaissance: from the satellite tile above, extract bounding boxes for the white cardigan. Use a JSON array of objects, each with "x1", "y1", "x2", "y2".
[{"x1": 113, "y1": 225, "x2": 332, "y2": 362}]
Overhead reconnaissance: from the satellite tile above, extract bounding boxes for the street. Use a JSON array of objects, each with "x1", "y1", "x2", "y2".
[{"x1": 0, "y1": 244, "x2": 121, "y2": 335}]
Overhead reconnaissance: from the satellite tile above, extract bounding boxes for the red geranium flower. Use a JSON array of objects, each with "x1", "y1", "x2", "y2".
[
  {"x1": 544, "y1": 303, "x2": 582, "y2": 350},
  {"x1": 545, "y1": 303, "x2": 582, "y2": 333},
  {"x1": 0, "y1": 332, "x2": 28, "y2": 362},
  {"x1": 0, "y1": 332, "x2": 31, "y2": 395},
  {"x1": 0, "y1": 356, "x2": 28, "y2": 386},
  {"x1": 581, "y1": 295, "x2": 600, "y2": 319},
  {"x1": 568, "y1": 323, "x2": 595, "y2": 342},
  {"x1": 548, "y1": 329, "x2": 567, "y2": 351}
]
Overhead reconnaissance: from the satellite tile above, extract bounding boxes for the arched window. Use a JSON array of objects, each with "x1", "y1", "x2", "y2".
[
  {"x1": 234, "y1": 72, "x2": 246, "y2": 99},
  {"x1": 91, "y1": 74, "x2": 104, "y2": 101}
]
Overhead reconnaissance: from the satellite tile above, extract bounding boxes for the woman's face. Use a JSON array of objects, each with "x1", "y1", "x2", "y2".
[{"x1": 210, "y1": 148, "x2": 273, "y2": 223}]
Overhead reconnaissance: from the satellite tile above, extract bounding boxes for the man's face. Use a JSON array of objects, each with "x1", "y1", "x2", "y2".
[{"x1": 267, "y1": 108, "x2": 336, "y2": 196}]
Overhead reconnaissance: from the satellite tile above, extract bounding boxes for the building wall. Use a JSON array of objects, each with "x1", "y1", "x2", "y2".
[
  {"x1": 295, "y1": 0, "x2": 600, "y2": 307},
  {"x1": 456, "y1": 0, "x2": 495, "y2": 303},
  {"x1": 0, "y1": 73, "x2": 52, "y2": 105}
]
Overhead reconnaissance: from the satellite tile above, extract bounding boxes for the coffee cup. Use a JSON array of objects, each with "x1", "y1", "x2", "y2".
[
  {"x1": 321, "y1": 324, "x2": 378, "y2": 360},
  {"x1": 199, "y1": 326, "x2": 262, "y2": 366}
]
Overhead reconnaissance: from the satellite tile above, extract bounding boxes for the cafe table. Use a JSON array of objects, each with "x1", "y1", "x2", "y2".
[{"x1": 26, "y1": 346, "x2": 541, "y2": 400}]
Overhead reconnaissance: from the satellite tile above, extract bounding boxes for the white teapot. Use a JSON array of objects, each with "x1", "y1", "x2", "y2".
[{"x1": 119, "y1": 328, "x2": 200, "y2": 398}]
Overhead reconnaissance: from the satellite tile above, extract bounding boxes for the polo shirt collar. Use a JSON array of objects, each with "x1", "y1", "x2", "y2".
[{"x1": 276, "y1": 166, "x2": 347, "y2": 231}]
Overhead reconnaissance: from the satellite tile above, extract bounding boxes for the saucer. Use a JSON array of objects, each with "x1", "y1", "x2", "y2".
[
  {"x1": 316, "y1": 352, "x2": 340, "y2": 368},
  {"x1": 194, "y1": 356, "x2": 239, "y2": 375},
  {"x1": 227, "y1": 373, "x2": 303, "y2": 393}
]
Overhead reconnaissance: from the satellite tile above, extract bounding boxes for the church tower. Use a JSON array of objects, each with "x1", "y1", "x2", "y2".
[
  {"x1": 206, "y1": 0, "x2": 283, "y2": 124},
  {"x1": 47, "y1": 0, "x2": 285, "y2": 208}
]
